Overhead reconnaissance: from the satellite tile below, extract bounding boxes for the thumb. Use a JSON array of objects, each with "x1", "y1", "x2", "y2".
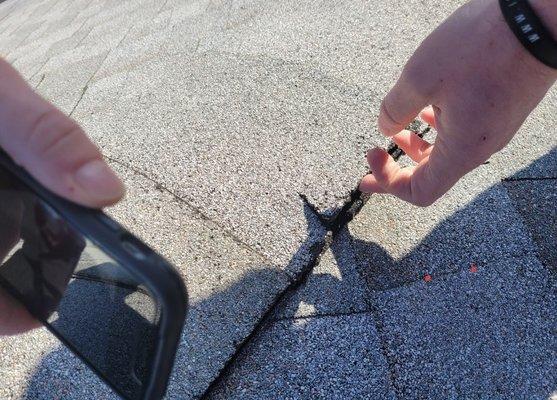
[
  {"x1": 378, "y1": 63, "x2": 433, "y2": 137},
  {"x1": 0, "y1": 59, "x2": 124, "y2": 208}
]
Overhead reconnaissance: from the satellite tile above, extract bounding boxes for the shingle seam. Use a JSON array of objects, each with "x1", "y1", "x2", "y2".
[
  {"x1": 200, "y1": 122, "x2": 430, "y2": 400},
  {"x1": 502, "y1": 176, "x2": 557, "y2": 182},
  {"x1": 103, "y1": 154, "x2": 274, "y2": 265},
  {"x1": 68, "y1": 23, "x2": 134, "y2": 117},
  {"x1": 199, "y1": 232, "x2": 331, "y2": 400}
]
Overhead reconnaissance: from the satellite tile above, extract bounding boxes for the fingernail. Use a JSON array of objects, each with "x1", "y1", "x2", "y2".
[{"x1": 74, "y1": 159, "x2": 125, "y2": 203}]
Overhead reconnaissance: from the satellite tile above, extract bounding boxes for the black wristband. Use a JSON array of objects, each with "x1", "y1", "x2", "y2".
[{"x1": 499, "y1": 0, "x2": 557, "y2": 69}]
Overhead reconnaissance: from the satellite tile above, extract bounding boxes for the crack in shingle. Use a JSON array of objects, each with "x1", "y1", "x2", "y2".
[
  {"x1": 502, "y1": 176, "x2": 557, "y2": 182},
  {"x1": 103, "y1": 154, "x2": 273, "y2": 265},
  {"x1": 200, "y1": 123, "x2": 430, "y2": 400}
]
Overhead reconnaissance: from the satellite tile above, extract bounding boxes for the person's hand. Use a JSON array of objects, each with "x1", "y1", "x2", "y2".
[
  {"x1": 0, "y1": 59, "x2": 125, "y2": 335},
  {"x1": 360, "y1": 0, "x2": 557, "y2": 206}
]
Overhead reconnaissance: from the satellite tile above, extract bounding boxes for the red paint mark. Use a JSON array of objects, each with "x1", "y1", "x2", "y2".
[
  {"x1": 470, "y1": 263, "x2": 478, "y2": 273},
  {"x1": 424, "y1": 274, "x2": 432, "y2": 282}
]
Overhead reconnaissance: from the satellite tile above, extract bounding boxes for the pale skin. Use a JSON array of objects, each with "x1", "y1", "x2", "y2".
[
  {"x1": 1, "y1": 0, "x2": 556, "y2": 334},
  {"x1": 0, "y1": 59, "x2": 125, "y2": 335},
  {"x1": 360, "y1": 0, "x2": 557, "y2": 206}
]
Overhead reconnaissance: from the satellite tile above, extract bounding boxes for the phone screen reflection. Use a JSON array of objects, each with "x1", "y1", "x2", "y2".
[{"x1": 0, "y1": 168, "x2": 161, "y2": 400}]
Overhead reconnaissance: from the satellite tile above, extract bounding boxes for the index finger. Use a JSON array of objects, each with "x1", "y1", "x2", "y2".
[{"x1": 360, "y1": 146, "x2": 464, "y2": 207}]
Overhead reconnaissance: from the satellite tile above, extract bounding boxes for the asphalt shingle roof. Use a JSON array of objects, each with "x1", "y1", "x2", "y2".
[{"x1": 0, "y1": 0, "x2": 555, "y2": 399}]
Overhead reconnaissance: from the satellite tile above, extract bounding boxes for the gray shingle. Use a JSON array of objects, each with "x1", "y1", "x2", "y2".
[
  {"x1": 349, "y1": 165, "x2": 537, "y2": 290},
  {"x1": 274, "y1": 227, "x2": 370, "y2": 319},
  {"x1": 504, "y1": 178, "x2": 557, "y2": 271},
  {"x1": 373, "y1": 255, "x2": 557, "y2": 399},
  {"x1": 208, "y1": 313, "x2": 396, "y2": 400},
  {"x1": 0, "y1": 161, "x2": 292, "y2": 399}
]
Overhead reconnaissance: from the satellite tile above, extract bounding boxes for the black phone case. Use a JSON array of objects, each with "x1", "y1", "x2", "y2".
[{"x1": 0, "y1": 150, "x2": 188, "y2": 400}]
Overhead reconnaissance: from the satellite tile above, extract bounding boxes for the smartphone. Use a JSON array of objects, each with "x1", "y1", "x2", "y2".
[{"x1": 0, "y1": 150, "x2": 188, "y2": 400}]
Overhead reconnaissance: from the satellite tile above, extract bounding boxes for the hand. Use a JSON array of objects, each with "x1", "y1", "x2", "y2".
[
  {"x1": 0, "y1": 59, "x2": 125, "y2": 335},
  {"x1": 360, "y1": 0, "x2": 557, "y2": 206}
]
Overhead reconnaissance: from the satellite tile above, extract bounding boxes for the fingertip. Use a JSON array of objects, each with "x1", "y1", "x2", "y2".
[
  {"x1": 378, "y1": 72, "x2": 430, "y2": 137},
  {"x1": 366, "y1": 147, "x2": 391, "y2": 172},
  {"x1": 419, "y1": 106, "x2": 435, "y2": 127},
  {"x1": 392, "y1": 130, "x2": 433, "y2": 163},
  {"x1": 72, "y1": 159, "x2": 126, "y2": 208},
  {"x1": 391, "y1": 130, "x2": 413, "y2": 149},
  {"x1": 359, "y1": 174, "x2": 385, "y2": 193},
  {"x1": 378, "y1": 102, "x2": 401, "y2": 137}
]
